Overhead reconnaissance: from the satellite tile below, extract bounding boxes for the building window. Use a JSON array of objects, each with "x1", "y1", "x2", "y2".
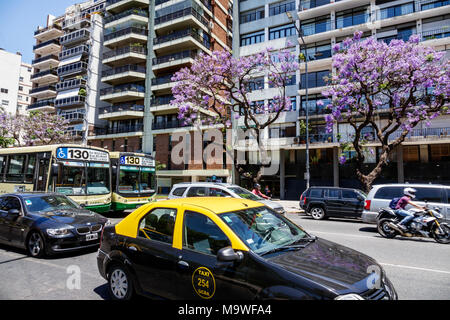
[
  {"x1": 301, "y1": 15, "x2": 331, "y2": 36},
  {"x1": 0, "y1": 88, "x2": 8, "y2": 94},
  {"x1": 240, "y1": 7, "x2": 265, "y2": 24},
  {"x1": 269, "y1": 1, "x2": 296, "y2": 16},
  {"x1": 300, "y1": 70, "x2": 330, "y2": 89},
  {"x1": 124, "y1": 138, "x2": 128, "y2": 152},
  {"x1": 240, "y1": 30, "x2": 265, "y2": 46},
  {"x1": 335, "y1": 6, "x2": 370, "y2": 29},
  {"x1": 19, "y1": 86, "x2": 23, "y2": 91},
  {"x1": 269, "y1": 24, "x2": 297, "y2": 40}
]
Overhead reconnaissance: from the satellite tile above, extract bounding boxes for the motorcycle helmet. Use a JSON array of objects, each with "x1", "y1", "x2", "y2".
[
  {"x1": 404, "y1": 187, "x2": 417, "y2": 199},
  {"x1": 254, "y1": 183, "x2": 261, "y2": 189}
]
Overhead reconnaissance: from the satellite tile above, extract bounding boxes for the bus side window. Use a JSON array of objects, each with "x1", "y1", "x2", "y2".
[
  {"x1": 5, "y1": 155, "x2": 26, "y2": 183},
  {"x1": 0, "y1": 156, "x2": 5, "y2": 182},
  {"x1": 25, "y1": 154, "x2": 37, "y2": 184}
]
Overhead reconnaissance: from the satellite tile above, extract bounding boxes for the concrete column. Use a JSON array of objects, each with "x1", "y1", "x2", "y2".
[
  {"x1": 280, "y1": 149, "x2": 285, "y2": 200},
  {"x1": 333, "y1": 146, "x2": 339, "y2": 187},
  {"x1": 397, "y1": 145, "x2": 404, "y2": 183}
]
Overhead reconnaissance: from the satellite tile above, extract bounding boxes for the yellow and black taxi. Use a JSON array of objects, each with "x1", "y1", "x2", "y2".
[{"x1": 97, "y1": 197, "x2": 397, "y2": 300}]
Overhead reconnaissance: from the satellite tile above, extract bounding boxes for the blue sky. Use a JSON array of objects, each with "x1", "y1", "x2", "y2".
[{"x1": 0, "y1": 0, "x2": 81, "y2": 64}]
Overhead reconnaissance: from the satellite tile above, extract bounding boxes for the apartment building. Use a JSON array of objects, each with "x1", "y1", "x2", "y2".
[
  {"x1": 0, "y1": 50, "x2": 33, "y2": 115},
  {"x1": 234, "y1": 0, "x2": 450, "y2": 199},
  {"x1": 89, "y1": 0, "x2": 234, "y2": 193},
  {"x1": 56, "y1": 0, "x2": 108, "y2": 142},
  {"x1": 29, "y1": 15, "x2": 64, "y2": 115}
]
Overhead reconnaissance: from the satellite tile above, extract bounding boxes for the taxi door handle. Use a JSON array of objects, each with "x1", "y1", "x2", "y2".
[{"x1": 178, "y1": 260, "x2": 189, "y2": 269}]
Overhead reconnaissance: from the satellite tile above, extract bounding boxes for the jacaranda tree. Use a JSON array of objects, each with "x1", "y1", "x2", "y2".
[
  {"x1": 323, "y1": 31, "x2": 450, "y2": 192},
  {"x1": 171, "y1": 47, "x2": 299, "y2": 182}
]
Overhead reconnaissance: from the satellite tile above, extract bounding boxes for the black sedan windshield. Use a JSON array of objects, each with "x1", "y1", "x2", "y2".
[
  {"x1": 24, "y1": 195, "x2": 80, "y2": 213},
  {"x1": 220, "y1": 206, "x2": 308, "y2": 255}
]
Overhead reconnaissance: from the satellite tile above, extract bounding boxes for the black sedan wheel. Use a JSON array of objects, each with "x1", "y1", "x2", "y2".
[
  {"x1": 108, "y1": 264, "x2": 134, "y2": 300},
  {"x1": 27, "y1": 231, "x2": 46, "y2": 258}
]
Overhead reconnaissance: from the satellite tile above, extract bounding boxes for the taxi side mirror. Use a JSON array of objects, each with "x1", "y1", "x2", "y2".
[
  {"x1": 8, "y1": 209, "x2": 21, "y2": 217},
  {"x1": 217, "y1": 247, "x2": 243, "y2": 262}
]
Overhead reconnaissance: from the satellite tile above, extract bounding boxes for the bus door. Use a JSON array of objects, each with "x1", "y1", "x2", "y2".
[{"x1": 35, "y1": 153, "x2": 50, "y2": 192}]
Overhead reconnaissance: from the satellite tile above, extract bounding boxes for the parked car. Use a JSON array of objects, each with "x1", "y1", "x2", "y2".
[
  {"x1": 97, "y1": 197, "x2": 397, "y2": 300},
  {"x1": 362, "y1": 184, "x2": 450, "y2": 224},
  {"x1": 0, "y1": 193, "x2": 110, "y2": 258},
  {"x1": 168, "y1": 182, "x2": 286, "y2": 215},
  {"x1": 299, "y1": 187, "x2": 366, "y2": 220}
]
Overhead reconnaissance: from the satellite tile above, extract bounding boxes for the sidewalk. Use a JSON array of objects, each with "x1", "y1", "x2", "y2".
[{"x1": 272, "y1": 199, "x2": 305, "y2": 214}]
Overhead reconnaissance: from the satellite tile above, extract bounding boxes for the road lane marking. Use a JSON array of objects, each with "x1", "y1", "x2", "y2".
[{"x1": 380, "y1": 263, "x2": 450, "y2": 275}]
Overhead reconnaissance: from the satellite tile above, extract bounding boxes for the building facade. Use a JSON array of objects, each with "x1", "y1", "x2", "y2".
[
  {"x1": 0, "y1": 50, "x2": 33, "y2": 115},
  {"x1": 235, "y1": 0, "x2": 450, "y2": 199}
]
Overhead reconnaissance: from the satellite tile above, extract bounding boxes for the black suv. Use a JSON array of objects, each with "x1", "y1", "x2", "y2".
[{"x1": 300, "y1": 187, "x2": 366, "y2": 220}]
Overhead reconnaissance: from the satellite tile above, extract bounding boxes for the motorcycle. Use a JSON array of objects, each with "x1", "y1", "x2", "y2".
[{"x1": 377, "y1": 205, "x2": 450, "y2": 244}]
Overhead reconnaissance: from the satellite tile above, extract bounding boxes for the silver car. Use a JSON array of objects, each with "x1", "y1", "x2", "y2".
[
  {"x1": 168, "y1": 182, "x2": 286, "y2": 215},
  {"x1": 361, "y1": 183, "x2": 450, "y2": 224}
]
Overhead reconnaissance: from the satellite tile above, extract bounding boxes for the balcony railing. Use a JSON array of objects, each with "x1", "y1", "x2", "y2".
[
  {"x1": 299, "y1": 0, "x2": 331, "y2": 10},
  {"x1": 151, "y1": 95, "x2": 173, "y2": 106},
  {"x1": 154, "y1": 7, "x2": 209, "y2": 28},
  {"x1": 151, "y1": 74, "x2": 174, "y2": 86},
  {"x1": 103, "y1": 45, "x2": 147, "y2": 60},
  {"x1": 100, "y1": 83, "x2": 145, "y2": 96},
  {"x1": 389, "y1": 127, "x2": 450, "y2": 141},
  {"x1": 104, "y1": 8, "x2": 148, "y2": 24},
  {"x1": 152, "y1": 50, "x2": 197, "y2": 66},
  {"x1": 152, "y1": 119, "x2": 191, "y2": 130},
  {"x1": 102, "y1": 64, "x2": 146, "y2": 78},
  {"x1": 33, "y1": 39, "x2": 60, "y2": 51},
  {"x1": 28, "y1": 99, "x2": 55, "y2": 110},
  {"x1": 153, "y1": 28, "x2": 210, "y2": 49},
  {"x1": 421, "y1": 27, "x2": 450, "y2": 41},
  {"x1": 94, "y1": 124, "x2": 144, "y2": 135},
  {"x1": 55, "y1": 95, "x2": 86, "y2": 108},
  {"x1": 99, "y1": 104, "x2": 145, "y2": 114},
  {"x1": 62, "y1": 13, "x2": 91, "y2": 29},
  {"x1": 104, "y1": 27, "x2": 148, "y2": 42},
  {"x1": 301, "y1": 21, "x2": 332, "y2": 36},
  {"x1": 30, "y1": 85, "x2": 56, "y2": 95},
  {"x1": 335, "y1": 13, "x2": 370, "y2": 29},
  {"x1": 31, "y1": 69, "x2": 58, "y2": 80},
  {"x1": 34, "y1": 24, "x2": 62, "y2": 36},
  {"x1": 59, "y1": 45, "x2": 90, "y2": 60},
  {"x1": 57, "y1": 61, "x2": 88, "y2": 77},
  {"x1": 60, "y1": 111, "x2": 85, "y2": 121},
  {"x1": 32, "y1": 54, "x2": 59, "y2": 65}
]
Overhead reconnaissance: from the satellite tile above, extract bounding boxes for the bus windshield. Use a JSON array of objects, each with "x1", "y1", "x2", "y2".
[
  {"x1": 55, "y1": 162, "x2": 110, "y2": 196},
  {"x1": 118, "y1": 166, "x2": 155, "y2": 194}
]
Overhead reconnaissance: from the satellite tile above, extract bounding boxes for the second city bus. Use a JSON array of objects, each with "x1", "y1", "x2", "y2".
[
  {"x1": 0, "y1": 144, "x2": 111, "y2": 213},
  {"x1": 110, "y1": 152, "x2": 156, "y2": 212}
]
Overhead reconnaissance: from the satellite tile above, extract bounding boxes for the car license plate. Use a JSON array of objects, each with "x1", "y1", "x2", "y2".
[{"x1": 86, "y1": 233, "x2": 98, "y2": 241}]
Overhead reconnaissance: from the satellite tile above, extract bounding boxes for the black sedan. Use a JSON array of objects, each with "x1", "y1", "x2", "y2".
[{"x1": 0, "y1": 193, "x2": 110, "y2": 258}]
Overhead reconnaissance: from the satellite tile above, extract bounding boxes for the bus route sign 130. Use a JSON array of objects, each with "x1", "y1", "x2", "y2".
[{"x1": 57, "y1": 148, "x2": 109, "y2": 163}]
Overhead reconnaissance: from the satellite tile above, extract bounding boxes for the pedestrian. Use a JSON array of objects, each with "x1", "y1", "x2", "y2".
[{"x1": 264, "y1": 185, "x2": 272, "y2": 198}]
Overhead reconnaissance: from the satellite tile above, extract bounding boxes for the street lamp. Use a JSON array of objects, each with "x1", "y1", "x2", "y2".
[{"x1": 286, "y1": 11, "x2": 310, "y2": 190}]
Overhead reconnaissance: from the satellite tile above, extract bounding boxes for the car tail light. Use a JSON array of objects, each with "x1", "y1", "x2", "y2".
[{"x1": 364, "y1": 200, "x2": 371, "y2": 210}]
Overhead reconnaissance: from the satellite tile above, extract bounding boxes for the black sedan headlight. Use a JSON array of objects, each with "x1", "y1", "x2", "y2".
[{"x1": 46, "y1": 226, "x2": 74, "y2": 238}]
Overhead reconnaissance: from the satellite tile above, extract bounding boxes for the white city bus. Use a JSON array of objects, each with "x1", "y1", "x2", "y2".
[{"x1": 0, "y1": 144, "x2": 111, "y2": 213}]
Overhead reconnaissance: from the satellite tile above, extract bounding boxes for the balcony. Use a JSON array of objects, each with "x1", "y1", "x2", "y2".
[
  {"x1": 99, "y1": 104, "x2": 145, "y2": 120},
  {"x1": 153, "y1": 28, "x2": 211, "y2": 54},
  {"x1": 104, "y1": 27, "x2": 148, "y2": 47},
  {"x1": 30, "y1": 69, "x2": 58, "y2": 83},
  {"x1": 104, "y1": 8, "x2": 148, "y2": 28},
  {"x1": 56, "y1": 78, "x2": 86, "y2": 92},
  {"x1": 298, "y1": 0, "x2": 372, "y2": 20},
  {"x1": 57, "y1": 61, "x2": 88, "y2": 78},
  {"x1": 150, "y1": 95, "x2": 177, "y2": 113},
  {"x1": 93, "y1": 124, "x2": 144, "y2": 136},
  {"x1": 55, "y1": 95, "x2": 86, "y2": 109},
  {"x1": 390, "y1": 127, "x2": 450, "y2": 144},
  {"x1": 152, "y1": 119, "x2": 191, "y2": 131},
  {"x1": 33, "y1": 39, "x2": 60, "y2": 56},
  {"x1": 60, "y1": 29, "x2": 90, "y2": 47},
  {"x1": 27, "y1": 98, "x2": 55, "y2": 112},
  {"x1": 101, "y1": 64, "x2": 146, "y2": 85},
  {"x1": 102, "y1": 45, "x2": 147, "y2": 66},
  {"x1": 59, "y1": 111, "x2": 85, "y2": 123},
  {"x1": 29, "y1": 85, "x2": 57, "y2": 99},
  {"x1": 151, "y1": 73, "x2": 176, "y2": 92},
  {"x1": 106, "y1": 0, "x2": 150, "y2": 14},
  {"x1": 62, "y1": 13, "x2": 91, "y2": 31},
  {"x1": 154, "y1": 7, "x2": 210, "y2": 32},
  {"x1": 421, "y1": 27, "x2": 450, "y2": 45},
  {"x1": 34, "y1": 24, "x2": 64, "y2": 42},
  {"x1": 32, "y1": 54, "x2": 59, "y2": 70},
  {"x1": 100, "y1": 83, "x2": 146, "y2": 103},
  {"x1": 152, "y1": 50, "x2": 197, "y2": 71},
  {"x1": 59, "y1": 44, "x2": 90, "y2": 61}
]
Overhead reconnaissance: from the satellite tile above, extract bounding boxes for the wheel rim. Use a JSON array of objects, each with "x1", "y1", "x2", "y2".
[
  {"x1": 379, "y1": 221, "x2": 396, "y2": 237},
  {"x1": 434, "y1": 225, "x2": 450, "y2": 243},
  {"x1": 311, "y1": 208, "x2": 323, "y2": 219},
  {"x1": 28, "y1": 233, "x2": 42, "y2": 256},
  {"x1": 110, "y1": 269, "x2": 128, "y2": 299}
]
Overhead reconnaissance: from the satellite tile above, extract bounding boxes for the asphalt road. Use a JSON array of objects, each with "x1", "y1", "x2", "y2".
[{"x1": 0, "y1": 210, "x2": 449, "y2": 300}]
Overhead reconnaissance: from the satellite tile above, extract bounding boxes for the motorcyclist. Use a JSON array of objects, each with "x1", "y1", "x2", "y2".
[
  {"x1": 252, "y1": 183, "x2": 271, "y2": 200},
  {"x1": 395, "y1": 187, "x2": 426, "y2": 232}
]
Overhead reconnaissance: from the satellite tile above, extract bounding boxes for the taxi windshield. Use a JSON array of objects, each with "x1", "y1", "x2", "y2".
[{"x1": 220, "y1": 206, "x2": 308, "y2": 255}]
